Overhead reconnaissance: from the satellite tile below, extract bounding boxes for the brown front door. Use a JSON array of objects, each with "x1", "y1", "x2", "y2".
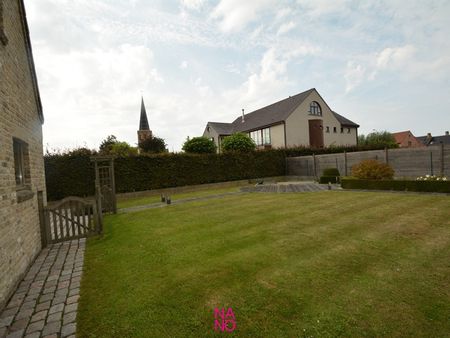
[{"x1": 308, "y1": 119, "x2": 324, "y2": 148}]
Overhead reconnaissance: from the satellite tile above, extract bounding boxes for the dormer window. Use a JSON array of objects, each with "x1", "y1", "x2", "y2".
[{"x1": 309, "y1": 101, "x2": 322, "y2": 116}]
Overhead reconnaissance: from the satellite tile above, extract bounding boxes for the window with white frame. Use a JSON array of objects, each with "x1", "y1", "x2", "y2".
[{"x1": 309, "y1": 101, "x2": 322, "y2": 116}]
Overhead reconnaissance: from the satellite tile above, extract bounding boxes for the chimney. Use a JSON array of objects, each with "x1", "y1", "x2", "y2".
[
  {"x1": 426, "y1": 132, "x2": 432, "y2": 139},
  {"x1": 446, "y1": 131, "x2": 449, "y2": 136},
  {"x1": 241, "y1": 109, "x2": 245, "y2": 123}
]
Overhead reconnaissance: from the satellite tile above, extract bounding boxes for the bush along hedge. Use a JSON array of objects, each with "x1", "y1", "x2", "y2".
[
  {"x1": 44, "y1": 151, "x2": 286, "y2": 200},
  {"x1": 341, "y1": 178, "x2": 450, "y2": 193},
  {"x1": 319, "y1": 168, "x2": 340, "y2": 184}
]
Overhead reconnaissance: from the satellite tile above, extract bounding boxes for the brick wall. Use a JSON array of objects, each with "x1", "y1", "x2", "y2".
[
  {"x1": 287, "y1": 145, "x2": 449, "y2": 178},
  {"x1": 0, "y1": 0, "x2": 46, "y2": 310}
]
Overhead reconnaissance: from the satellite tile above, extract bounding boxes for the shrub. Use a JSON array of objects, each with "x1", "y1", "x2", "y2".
[
  {"x1": 139, "y1": 136, "x2": 167, "y2": 154},
  {"x1": 351, "y1": 159, "x2": 394, "y2": 180},
  {"x1": 341, "y1": 178, "x2": 450, "y2": 193},
  {"x1": 182, "y1": 137, "x2": 217, "y2": 154},
  {"x1": 222, "y1": 133, "x2": 256, "y2": 152},
  {"x1": 323, "y1": 168, "x2": 340, "y2": 176},
  {"x1": 357, "y1": 130, "x2": 398, "y2": 148}
]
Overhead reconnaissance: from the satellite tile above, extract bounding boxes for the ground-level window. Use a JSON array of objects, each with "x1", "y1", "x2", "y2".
[
  {"x1": 13, "y1": 138, "x2": 30, "y2": 186},
  {"x1": 326, "y1": 126, "x2": 330, "y2": 133},
  {"x1": 340, "y1": 127, "x2": 344, "y2": 133},
  {"x1": 250, "y1": 128, "x2": 271, "y2": 146},
  {"x1": 333, "y1": 127, "x2": 337, "y2": 133},
  {"x1": 347, "y1": 128, "x2": 351, "y2": 133}
]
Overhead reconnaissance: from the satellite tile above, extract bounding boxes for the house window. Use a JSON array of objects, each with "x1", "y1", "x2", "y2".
[
  {"x1": 250, "y1": 128, "x2": 271, "y2": 146},
  {"x1": 309, "y1": 101, "x2": 322, "y2": 116},
  {"x1": 333, "y1": 127, "x2": 337, "y2": 133},
  {"x1": 262, "y1": 128, "x2": 271, "y2": 145},
  {"x1": 0, "y1": 1, "x2": 7, "y2": 46},
  {"x1": 347, "y1": 128, "x2": 351, "y2": 134},
  {"x1": 13, "y1": 138, "x2": 30, "y2": 187},
  {"x1": 340, "y1": 127, "x2": 344, "y2": 133},
  {"x1": 326, "y1": 126, "x2": 330, "y2": 133}
]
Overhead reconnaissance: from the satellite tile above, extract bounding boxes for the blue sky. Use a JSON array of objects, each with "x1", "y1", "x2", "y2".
[{"x1": 26, "y1": 0, "x2": 450, "y2": 151}]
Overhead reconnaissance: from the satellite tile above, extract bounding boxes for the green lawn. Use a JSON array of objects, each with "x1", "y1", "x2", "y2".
[
  {"x1": 117, "y1": 186, "x2": 243, "y2": 209},
  {"x1": 78, "y1": 191, "x2": 450, "y2": 337}
]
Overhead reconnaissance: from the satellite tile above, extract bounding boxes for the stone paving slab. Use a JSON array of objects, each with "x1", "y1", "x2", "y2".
[
  {"x1": 0, "y1": 239, "x2": 85, "y2": 338},
  {"x1": 241, "y1": 182, "x2": 339, "y2": 193}
]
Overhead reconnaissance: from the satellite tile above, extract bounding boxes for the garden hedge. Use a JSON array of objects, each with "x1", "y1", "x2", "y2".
[
  {"x1": 45, "y1": 151, "x2": 286, "y2": 200},
  {"x1": 341, "y1": 178, "x2": 450, "y2": 193},
  {"x1": 45, "y1": 145, "x2": 394, "y2": 201}
]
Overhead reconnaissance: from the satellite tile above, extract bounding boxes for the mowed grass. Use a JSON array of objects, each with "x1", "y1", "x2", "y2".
[
  {"x1": 78, "y1": 191, "x2": 450, "y2": 337},
  {"x1": 117, "y1": 186, "x2": 243, "y2": 209}
]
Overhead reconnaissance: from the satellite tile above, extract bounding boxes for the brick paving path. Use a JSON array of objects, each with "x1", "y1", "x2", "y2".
[{"x1": 0, "y1": 239, "x2": 85, "y2": 338}]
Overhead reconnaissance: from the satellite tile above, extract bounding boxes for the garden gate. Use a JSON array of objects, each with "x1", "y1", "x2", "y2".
[
  {"x1": 38, "y1": 196, "x2": 102, "y2": 245},
  {"x1": 91, "y1": 156, "x2": 117, "y2": 214}
]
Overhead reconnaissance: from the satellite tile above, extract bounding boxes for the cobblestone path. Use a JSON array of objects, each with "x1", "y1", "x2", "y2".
[{"x1": 0, "y1": 239, "x2": 85, "y2": 338}]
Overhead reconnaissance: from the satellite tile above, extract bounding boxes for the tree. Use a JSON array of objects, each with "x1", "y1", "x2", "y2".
[
  {"x1": 358, "y1": 131, "x2": 398, "y2": 148},
  {"x1": 99, "y1": 135, "x2": 118, "y2": 155},
  {"x1": 110, "y1": 142, "x2": 138, "y2": 157},
  {"x1": 221, "y1": 133, "x2": 256, "y2": 152},
  {"x1": 139, "y1": 135, "x2": 167, "y2": 154},
  {"x1": 182, "y1": 137, "x2": 217, "y2": 154}
]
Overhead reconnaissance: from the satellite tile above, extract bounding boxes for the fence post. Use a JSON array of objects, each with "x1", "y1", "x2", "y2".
[
  {"x1": 37, "y1": 191, "x2": 47, "y2": 248},
  {"x1": 312, "y1": 154, "x2": 317, "y2": 179},
  {"x1": 385, "y1": 147, "x2": 389, "y2": 164},
  {"x1": 95, "y1": 184, "x2": 103, "y2": 234},
  {"x1": 344, "y1": 151, "x2": 348, "y2": 176},
  {"x1": 440, "y1": 143, "x2": 444, "y2": 176},
  {"x1": 430, "y1": 151, "x2": 434, "y2": 176}
]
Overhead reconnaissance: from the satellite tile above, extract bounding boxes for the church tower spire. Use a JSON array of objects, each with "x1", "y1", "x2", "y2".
[{"x1": 137, "y1": 96, "x2": 152, "y2": 145}]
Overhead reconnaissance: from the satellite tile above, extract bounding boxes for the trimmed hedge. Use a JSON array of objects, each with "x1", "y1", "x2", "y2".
[
  {"x1": 341, "y1": 178, "x2": 450, "y2": 193},
  {"x1": 44, "y1": 145, "x2": 395, "y2": 201},
  {"x1": 45, "y1": 151, "x2": 286, "y2": 201}
]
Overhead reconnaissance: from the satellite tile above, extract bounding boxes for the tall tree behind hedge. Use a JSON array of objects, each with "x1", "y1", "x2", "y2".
[
  {"x1": 182, "y1": 137, "x2": 217, "y2": 154},
  {"x1": 222, "y1": 133, "x2": 256, "y2": 152},
  {"x1": 99, "y1": 135, "x2": 118, "y2": 154},
  {"x1": 358, "y1": 131, "x2": 398, "y2": 148},
  {"x1": 139, "y1": 135, "x2": 167, "y2": 154}
]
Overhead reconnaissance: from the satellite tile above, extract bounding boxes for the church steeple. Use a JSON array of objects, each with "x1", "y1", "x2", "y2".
[
  {"x1": 137, "y1": 96, "x2": 152, "y2": 145},
  {"x1": 139, "y1": 97, "x2": 150, "y2": 131}
]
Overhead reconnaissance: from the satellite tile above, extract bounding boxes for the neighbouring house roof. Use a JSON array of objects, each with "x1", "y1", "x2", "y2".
[
  {"x1": 18, "y1": 0, "x2": 43, "y2": 124},
  {"x1": 207, "y1": 122, "x2": 234, "y2": 135},
  {"x1": 207, "y1": 88, "x2": 359, "y2": 135},
  {"x1": 392, "y1": 130, "x2": 423, "y2": 147},
  {"x1": 331, "y1": 111, "x2": 359, "y2": 128},
  {"x1": 417, "y1": 133, "x2": 450, "y2": 146},
  {"x1": 139, "y1": 97, "x2": 150, "y2": 131}
]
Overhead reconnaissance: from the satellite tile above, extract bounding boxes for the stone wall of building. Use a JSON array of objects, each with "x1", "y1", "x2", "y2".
[
  {"x1": 287, "y1": 145, "x2": 449, "y2": 178},
  {"x1": 0, "y1": 0, "x2": 46, "y2": 310}
]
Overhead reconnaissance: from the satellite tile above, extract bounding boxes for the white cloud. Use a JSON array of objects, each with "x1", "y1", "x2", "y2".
[
  {"x1": 180, "y1": 60, "x2": 188, "y2": 69},
  {"x1": 277, "y1": 21, "x2": 296, "y2": 35},
  {"x1": 375, "y1": 45, "x2": 416, "y2": 70},
  {"x1": 211, "y1": 0, "x2": 277, "y2": 33},
  {"x1": 180, "y1": 0, "x2": 205, "y2": 10},
  {"x1": 344, "y1": 61, "x2": 365, "y2": 93},
  {"x1": 34, "y1": 44, "x2": 163, "y2": 149}
]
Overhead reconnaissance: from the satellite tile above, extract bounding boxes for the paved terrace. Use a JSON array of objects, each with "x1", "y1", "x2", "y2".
[{"x1": 0, "y1": 239, "x2": 85, "y2": 338}]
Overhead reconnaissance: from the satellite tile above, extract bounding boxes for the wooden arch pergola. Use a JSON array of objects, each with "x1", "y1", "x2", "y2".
[{"x1": 90, "y1": 156, "x2": 117, "y2": 214}]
